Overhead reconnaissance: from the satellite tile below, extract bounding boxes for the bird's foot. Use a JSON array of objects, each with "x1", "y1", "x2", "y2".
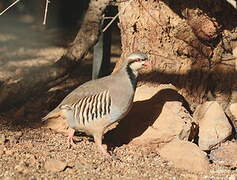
[
  {"x1": 98, "y1": 144, "x2": 111, "y2": 157},
  {"x1": 67, "y1": 136, "x2": 77, "y2": 149},
  {"x1": 97, "y1": 144, "x2": 121, "y2": 161},
  {"x1": 110, "y1": 154, "x2": 122, "y2": 162}
]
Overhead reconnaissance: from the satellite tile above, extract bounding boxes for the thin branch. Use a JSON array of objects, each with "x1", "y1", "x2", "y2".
[
  {"x1": 103, "y1": 17, "x2": 114, "y2": 19},
  {"x1": 43, "y1": 0, "x2": 50, "y2": 25},
  {"x1": 0, "y1": 0, "x2": 20, "y2": 16},
  {"x1": 102, "y1": 0, "x2": 133, "y2": 32}
]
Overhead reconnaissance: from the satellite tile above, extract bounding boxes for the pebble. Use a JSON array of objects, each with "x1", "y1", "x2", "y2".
[
  {"x1": 15, "y1": 161, "x2": 29, "y2": 173},
  {"x1": 229, "y1": 175, "x2": 237, "y2": 180},
  {"x1": 0, "y1": 134, "x2": 6, "y2": 145},
  {"x1": 44, "y1": 159, "x2": 67, "y2": 172},
  {"x1": 15, "y1": 131, "x2": 23, "y2": 138},
  {"x1": 8, "y1": 136, "x2": 18, "y2": 144},
  {"x1": 5, "y1": 149, "x2": 14, "y2": 155},
  {"x1": 0, "y1": 149, "x2": 5, "y2": 155}
]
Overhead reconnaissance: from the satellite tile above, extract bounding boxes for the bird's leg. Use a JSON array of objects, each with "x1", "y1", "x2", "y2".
[
  {"x1": 93, "y1": 133, "x2": 111, "y2": 157},
  {"x1": 67, "y1": 128, "x2": 76, "y2": 148}
]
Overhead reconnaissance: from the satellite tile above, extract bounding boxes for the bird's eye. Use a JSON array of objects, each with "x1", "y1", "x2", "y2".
[{"x1": 136, "y1": 58, "x2": 142, "y2": 62}]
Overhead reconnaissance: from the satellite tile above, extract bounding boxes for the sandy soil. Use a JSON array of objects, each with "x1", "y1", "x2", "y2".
[{"x1": 0, "y1": 15, "x2": 237, "y2": 180}]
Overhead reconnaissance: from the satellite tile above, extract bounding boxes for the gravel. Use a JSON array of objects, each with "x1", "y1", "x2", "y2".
[{"x1": 0, "y1": 119, "x2": 237, "y2": 180}]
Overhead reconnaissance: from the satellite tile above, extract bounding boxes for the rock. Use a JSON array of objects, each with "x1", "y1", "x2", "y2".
[
  {"x1": 229, "y1": 174, "x2": 237, "y2": 180},
  {"x1": 194, "y1": 101, "x2": 232, "y2": 151},
  {"x1": 0, "y1": 134, "x2": 6, "y2": 145},
  {"x1": 108, "y1": 84, "x2": 193, "y2": 145},
  {"x1": 5, "y1": 149, "x2": 14, "y2": 155},
  {"x1": 0, "y1": 148, "x2": 5, "y2": 155},
  {"x1": 158, "y1": 139, "x2": 210, "y2": 173},
  {"x1": 15, "y1": 131, "x2": 23, "y2": 138},
  {"x1": 8, "y1": 136, "x2": 19, "y2": 144},
  {"x1": 130, "y1": 101, "x2": 192, "y2": 145},
  {"x1": 0, "y1": 145, "x2": 5, "y2": 155},
  {"x1": 133, "y1": 85, "x2": 164, "y2": 101},
  {"x1": 231, "y1": 41, "x2": 237, "y2": 58},
  {"x1": 210, "y1": 141, "x2": 237, "y2": 168},
  {"x1": 44, "y1": 159, "x2": 67, "y2": 172},
  {"x1": 230, "y1": 103, "x2": 237, "y2": 131},
  {"x1": 230, "y1": 103, "x2": 237, "y2": 119},
  {"x1": 15, "y1": 161, "x2": 29, "y2": 173},
  {"x1": 25, "y1": 153, "x2": 37, "y2": 165},
  {"x1": 184, "y1": 174, "x2": 199, "y2": 180}
]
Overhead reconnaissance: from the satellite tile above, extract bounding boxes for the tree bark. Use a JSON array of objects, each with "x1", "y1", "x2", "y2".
[
  {"x1": 0, "y1": 0, "x2": 110, "y2": 113},
  {"x1": 116, "y1": 0, "x2": 237, "y2": 127}
]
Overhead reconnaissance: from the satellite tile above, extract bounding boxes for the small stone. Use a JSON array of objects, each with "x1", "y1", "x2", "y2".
[
  {"x1": 183, "y1": 174, "x2": 199, "y2": 180},
  {"x1": 15, "y1": 161, "x2": 29, "y2": 173},
  {"x1": 229, "y1": 175, "x2": 237, "y2": 180},
  {"x1": 5, "y1": 149, "x2": 14, "y2": 155},
  {"x1": 194, "y1": 101, "x2": 232, "y2": 150},
  {"x1": 0, "y1": 149, "x2": 5, "y2": 155},
  {"x1": 0, "y1": 134, "x2": 6, "y2": 145},
  {"x1": 44, "y1": 159, "x2": 67, "y2": 172},
  {"x1": 8, "y1": 136, "x2": 18, "y2": 144},
  {"x1": 0, "y1": 145, "x2": 5, "y2": 155},
  {"x1": 15, "y1": 131, "x2": 23, "y2": 138},
  {"x1": 25, "y1": 153, "x2": 37, "y2": 164},
  {"x1": 3, "y1": 176, "x2": 15, "y2": 180}
]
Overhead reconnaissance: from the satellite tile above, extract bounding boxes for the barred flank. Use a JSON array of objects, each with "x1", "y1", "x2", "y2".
[{"x1": 72, "y1": 91, "x2": 112, "y2": 125}]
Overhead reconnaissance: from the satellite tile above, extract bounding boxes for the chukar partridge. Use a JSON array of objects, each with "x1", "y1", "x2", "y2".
[{"x1": 43, "y1": 52, "x2": 150, "y2": 157}]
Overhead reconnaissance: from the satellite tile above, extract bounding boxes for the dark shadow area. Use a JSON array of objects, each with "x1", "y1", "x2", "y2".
[{"x1": 104, "y1": 88, "x2": 190, "y2": 148}]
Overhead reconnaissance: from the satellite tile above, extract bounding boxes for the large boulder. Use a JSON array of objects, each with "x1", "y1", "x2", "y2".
[
  {"x1": 158, "y1": 139, "x2": 210, "y2": 173},
  {"x1": 130, "y1": 101, "x2": 192, "y2": 145},
  {"x1": 194, "y1": 101, "x2": 232, "y2": 151},
  {"x1": 108, "y1": 84, "x2": 193, "y2": 145}
]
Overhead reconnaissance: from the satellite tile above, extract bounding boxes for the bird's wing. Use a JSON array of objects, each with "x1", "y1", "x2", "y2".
[{"x1": 42, "y1": 78, "x2": 109, "y2": 121}]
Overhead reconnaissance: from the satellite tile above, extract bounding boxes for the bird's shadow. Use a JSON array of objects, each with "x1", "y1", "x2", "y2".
[{"x1": 104, "y1": 88, "x2": 191, "y2": 150}]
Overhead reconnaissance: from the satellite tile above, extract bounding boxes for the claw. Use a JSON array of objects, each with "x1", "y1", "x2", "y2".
[
  {"x1": 93, "y1": 133, "x2": 119, "y2": 160},
  {"x1": 67, "y1": 136, "x2": 76, "y2": 148},
  {"x1": 98, "y1": 144, "x2": 111, "y2": 157}
]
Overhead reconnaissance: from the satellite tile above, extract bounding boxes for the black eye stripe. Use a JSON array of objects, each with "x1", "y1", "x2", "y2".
[
  {"x1": 128, "y1": 58, "x2": 147, "y2": 65},
  {"x1": 136, "y1": 58, "x2": 146, "y2": 62}
]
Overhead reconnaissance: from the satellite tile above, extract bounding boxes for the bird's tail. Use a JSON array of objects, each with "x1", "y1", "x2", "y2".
[
  {"x1": 42, "y1": 108, "x2": 68, "y2": 134},
  {"x1": 42, "y1": 108, "x2": 61, "y2": 121}
]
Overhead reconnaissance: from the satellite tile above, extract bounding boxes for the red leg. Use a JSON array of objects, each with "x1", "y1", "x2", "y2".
[
  {"x1": 67, "y1": 128, "x2": 76, "y2": 148},
  {"x1": 93, "y1": 133, "x2": 111, "y2": 157}
]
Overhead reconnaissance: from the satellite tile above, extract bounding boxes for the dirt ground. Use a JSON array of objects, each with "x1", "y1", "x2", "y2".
[{"x1": 0, "y1": 15, "x2": 237, "y2": 179}]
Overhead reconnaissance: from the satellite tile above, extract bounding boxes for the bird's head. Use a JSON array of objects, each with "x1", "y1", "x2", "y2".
[{"x1": 126, "y1": 52, "x2": 150, "y2": 71}]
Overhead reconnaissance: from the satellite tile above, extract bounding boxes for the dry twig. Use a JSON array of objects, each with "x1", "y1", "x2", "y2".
[
  {"x1": 0, "y1": 0, "x2": 20, "y2": 16},
  {"x1": 102, "y1": 0, "x2": 133, "y2": 32},
  {"x1": 43, "y1": 0, "x2": 50, "y2": 25}
]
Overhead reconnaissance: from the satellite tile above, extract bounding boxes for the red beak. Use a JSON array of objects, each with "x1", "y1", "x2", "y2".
[{"x1": 143, "y1": 61, "x2": 151, "y2": 66}]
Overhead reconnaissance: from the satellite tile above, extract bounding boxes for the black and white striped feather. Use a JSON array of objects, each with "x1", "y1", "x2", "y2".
[{"x1": 62, "y1": 90, "x2": 112, "y2": 126}]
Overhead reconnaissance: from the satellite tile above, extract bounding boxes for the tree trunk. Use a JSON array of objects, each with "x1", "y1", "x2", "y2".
[{"x1": 116, "y1": 0, "x2": 237, "y2": 126}]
